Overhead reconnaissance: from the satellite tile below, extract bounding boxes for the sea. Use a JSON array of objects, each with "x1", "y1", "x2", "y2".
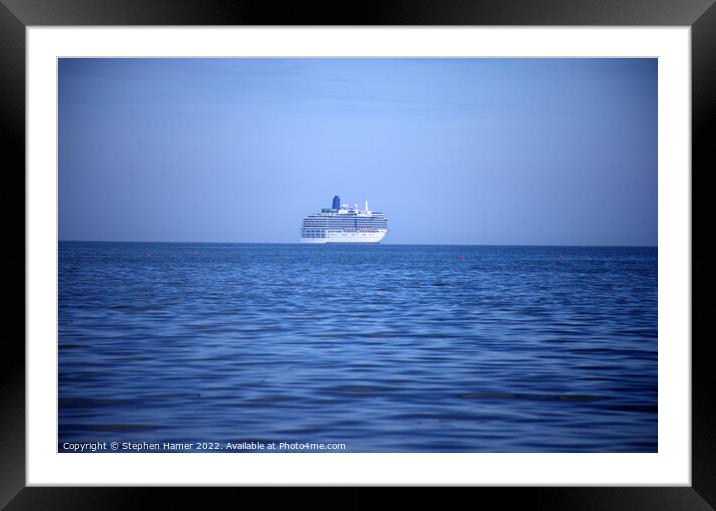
[{"x1": 58, "y1": 242, "x2": 658, "y2": 453}]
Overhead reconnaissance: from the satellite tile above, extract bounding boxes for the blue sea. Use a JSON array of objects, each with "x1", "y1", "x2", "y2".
[{"x1": 58, "y1": 242, "x2": 657, "y2": 453}]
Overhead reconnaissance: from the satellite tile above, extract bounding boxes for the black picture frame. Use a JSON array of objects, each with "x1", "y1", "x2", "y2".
[{"x1": 5, "y1": 0, "x2": 710, "y2": 508}]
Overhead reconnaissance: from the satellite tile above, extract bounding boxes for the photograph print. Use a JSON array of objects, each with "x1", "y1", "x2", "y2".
[{"x1": 58, "y1": 58, "x2": 657, "y2": 453}]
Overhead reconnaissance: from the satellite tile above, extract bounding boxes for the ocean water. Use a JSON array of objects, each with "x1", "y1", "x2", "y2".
[{"x1": 58, "y1": 242, "x2": 657, "y2": 452}]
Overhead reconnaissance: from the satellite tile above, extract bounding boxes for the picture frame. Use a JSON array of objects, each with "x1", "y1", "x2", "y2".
[{"x1": 6, "y1": 0, "x2": 710, "y2": 507}]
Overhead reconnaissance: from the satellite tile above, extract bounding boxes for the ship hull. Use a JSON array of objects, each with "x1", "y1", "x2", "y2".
[{"x1": 301, "y1": 230, "x2": 387, "y2": 244}]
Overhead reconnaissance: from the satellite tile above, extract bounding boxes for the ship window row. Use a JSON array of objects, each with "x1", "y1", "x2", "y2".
[
  {"x1": 304, "y1": 220, "x2": 387, "y2": 222},
  {"x1": 303, "y1": 228, "x2": 383, "y2": 231},
  {"x1": 303, "y1": 226, "x2": 386, "y2": 230},
  {"x1": 303, "y1": 228, "x2": 382, "y2": 233},
  {"x1": 302, "y1": 221, "x2": 386, "y2": 224},
  {"x1": 306, "y1": 218, "x2": 386, "y2": 222}
]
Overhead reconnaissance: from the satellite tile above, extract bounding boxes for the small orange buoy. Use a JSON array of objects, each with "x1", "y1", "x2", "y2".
[{"x1": 458, "y1": 255, "x2": 465, "y2": 260}]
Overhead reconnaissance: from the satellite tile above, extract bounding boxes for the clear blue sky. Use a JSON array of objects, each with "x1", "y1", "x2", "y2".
[{"x1": 59, "y1": 58, "x2": 657, "y2": 245}]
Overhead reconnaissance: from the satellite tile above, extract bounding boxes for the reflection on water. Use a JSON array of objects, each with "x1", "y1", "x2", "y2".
[{"x1": 59, "y1": 242, "x2": 657, "y2": 452}]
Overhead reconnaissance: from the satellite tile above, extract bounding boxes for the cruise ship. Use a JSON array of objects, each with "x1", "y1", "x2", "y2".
[{"x1": 300, "y1": 196, "x2": 388, "y2": 244}]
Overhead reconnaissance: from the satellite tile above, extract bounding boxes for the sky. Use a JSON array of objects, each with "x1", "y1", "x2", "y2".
[{"x1": 59, "y1": 58, "x2": 657, "y2": 245}]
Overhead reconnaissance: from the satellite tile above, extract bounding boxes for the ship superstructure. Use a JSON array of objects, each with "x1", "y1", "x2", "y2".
[{"x1": 300, "y1": 196, "x2": 388, "y2": 244}]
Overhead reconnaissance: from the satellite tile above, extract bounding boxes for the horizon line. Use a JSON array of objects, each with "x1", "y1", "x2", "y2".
[{"x1": 58, "y1": 239, "x2": 658, "y2": 248}]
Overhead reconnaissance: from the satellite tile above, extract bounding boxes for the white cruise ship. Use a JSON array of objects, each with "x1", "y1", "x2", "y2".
[{"x1": 300, "y1": 195, "x2": 388, "y2": 244}]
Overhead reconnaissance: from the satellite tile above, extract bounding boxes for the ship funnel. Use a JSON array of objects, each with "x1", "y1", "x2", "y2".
[
  {"x1": 332, "y1": 195, "x2": 340, "y2": 210},
  {"x1": 365, "y1": 200, "x2": 369, "y2": 212}
]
